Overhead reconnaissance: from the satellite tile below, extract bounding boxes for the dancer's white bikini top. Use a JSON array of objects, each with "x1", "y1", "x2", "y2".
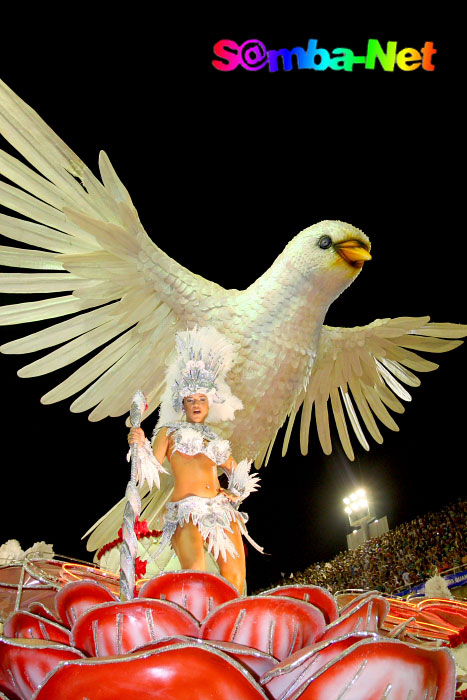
[{"x1": 154, "y1": 422, "x2": 231, "y2": 466}]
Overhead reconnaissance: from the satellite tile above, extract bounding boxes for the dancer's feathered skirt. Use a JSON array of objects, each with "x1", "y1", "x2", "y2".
[{"x1": 151, "y1": 494, "x2": 264, "y2": 562}]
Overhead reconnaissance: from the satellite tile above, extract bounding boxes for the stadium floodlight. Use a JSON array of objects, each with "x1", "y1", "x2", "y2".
[
  {"x1": 343, "y1": 487, "x2": 374, "y2": 526},
  {"x1": 343, "y1": 490, "x2": 388, "y2": 551}
]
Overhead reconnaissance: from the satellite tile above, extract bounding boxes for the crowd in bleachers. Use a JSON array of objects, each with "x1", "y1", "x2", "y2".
[{"x1": 287, "y1": 499, "x2": 467, "y2": 594}]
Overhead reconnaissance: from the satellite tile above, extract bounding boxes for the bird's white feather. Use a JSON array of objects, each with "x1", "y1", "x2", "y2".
[
  {"x1": 0, "y1": 180, "x2": 98, "y2": 242},
  {"x1": 0, "y1": 212, "x2": 98, "y2": 253},
  {"x1": 0, "y1": 245, "x2": 64, "y2": 270},
  {"x1": 42, "y1": 330, "x2": 139, "y2": 404},
  {"x1": 1, "y1": 303, "x2": 118, "y2": 354},
  {"x1": 0, "y1": 272, "x2": 97, "y2": 293},
  {"x1": 340, "y1": 387, "x2": 369, "y2": 452}
]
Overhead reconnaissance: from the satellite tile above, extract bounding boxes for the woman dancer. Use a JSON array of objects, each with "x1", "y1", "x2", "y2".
[{"x1": 128, "y1": 327, "x2": 262, "y2": 594}]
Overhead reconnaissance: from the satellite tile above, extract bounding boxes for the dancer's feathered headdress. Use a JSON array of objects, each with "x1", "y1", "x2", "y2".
[{"x1": 157, "y1": 326, "x2": 243, "y2": 425}]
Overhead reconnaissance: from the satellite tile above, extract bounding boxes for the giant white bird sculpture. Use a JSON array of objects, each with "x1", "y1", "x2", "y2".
[{"x1": 0, "y1": 77, "x2": 465, "y2": 477}]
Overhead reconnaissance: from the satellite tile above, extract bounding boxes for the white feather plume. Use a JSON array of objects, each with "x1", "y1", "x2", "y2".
[
  {"x1": 127, "y1": 438, "x2": 168, "y2": 491},
  {"x1": 227, "y1": 458, "x2": 261, "y2": 503}
]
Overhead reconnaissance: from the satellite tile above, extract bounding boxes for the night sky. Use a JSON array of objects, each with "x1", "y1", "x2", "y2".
[{"x1": 0, "y1": 15, "x2": 462, "y2": 591}]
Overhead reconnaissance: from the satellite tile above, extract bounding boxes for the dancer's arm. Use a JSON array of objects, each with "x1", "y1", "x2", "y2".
[
  {"x1": 152, "y1": 427, "x2": 169, "y2": 463},
  {"x1": 128, "y1": 427, "x2": 169, "y2": 489},
  {"x1": 128, "y1": 427, "x2": 168, "y2": 462},
  {"x1": 221, "y1": 455, "x2": 237, "y2": 476},
  {"x1": 219, "y1": 456, "x2": 240, "y2": 502}
]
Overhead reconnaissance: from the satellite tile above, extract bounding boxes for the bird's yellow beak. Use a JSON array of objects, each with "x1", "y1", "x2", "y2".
[{"x1": 335, "y1": 240, "x2": 372, "y2": 269}]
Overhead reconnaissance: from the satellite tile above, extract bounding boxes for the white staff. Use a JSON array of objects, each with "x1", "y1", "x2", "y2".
[
  {"x1": 120, "y1": 390, "x2": 168, "y2": 600},
  {"x1": 120, "y1": 390, "x2": 146, "y2": 601}
]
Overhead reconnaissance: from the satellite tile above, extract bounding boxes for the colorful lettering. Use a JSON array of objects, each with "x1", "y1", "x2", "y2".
[
  {"x1": 365, "y1": 40, "x2": 397, "y2": 71},
  {"x1": 212, "y1": 40, "x2": 241, "y2": 72},
  {"x1": 212, "y1": 37, "x2": 437, "y2": 74},
  {"x1": 268, "y1": 46, "x2": 309, "y2": 72},
  {"x1": 421, "y1": 42, "x2": 437, "y2": 71},
  {"x1": 396, "y1": 47, "x2": 422, "y2": 71},
  {"x1": 330, "y1": 48, "x2": 356, "y2": 72}
]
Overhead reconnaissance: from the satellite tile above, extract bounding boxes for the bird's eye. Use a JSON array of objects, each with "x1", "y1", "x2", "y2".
[{"x1": 318, "y1": 235, "x2": 332, "y2": 249}]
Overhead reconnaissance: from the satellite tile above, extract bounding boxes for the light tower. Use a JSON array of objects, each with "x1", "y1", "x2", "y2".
[{"x1": 343, "y1": 488, "x2": 388, "y2": 549}]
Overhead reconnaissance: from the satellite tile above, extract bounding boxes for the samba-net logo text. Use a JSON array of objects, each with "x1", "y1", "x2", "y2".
[{"x1": 212, "y1": 38, "x2": 436, "y2": 73}]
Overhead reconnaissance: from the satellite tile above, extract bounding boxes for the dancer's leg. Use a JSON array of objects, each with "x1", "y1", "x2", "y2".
[
  {"x1": 216, "y1": 522, "x2": 246, "y2": 594},
  {"x1": 171, "y1": 521, "x2": 206, "y2": 571}
]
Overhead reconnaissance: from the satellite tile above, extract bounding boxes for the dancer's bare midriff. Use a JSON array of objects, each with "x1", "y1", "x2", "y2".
[{"x1": 168, "y1": 438, "x2": 222, "y2": 501}]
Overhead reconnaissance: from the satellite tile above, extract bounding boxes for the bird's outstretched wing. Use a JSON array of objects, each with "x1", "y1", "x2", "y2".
[
  {"x1": 279, "y1": 316, "x2": 467, "y2": 462},
  {"x1": 0, "y1": 79, "x2": 225, "y2": 422}
]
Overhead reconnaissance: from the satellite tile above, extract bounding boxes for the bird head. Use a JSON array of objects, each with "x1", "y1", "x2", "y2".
[{"x1": 282, "y1": 220, "x2": 371, "y2": 302}]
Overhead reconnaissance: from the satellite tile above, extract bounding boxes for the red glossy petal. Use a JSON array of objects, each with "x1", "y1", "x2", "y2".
[
  {"x1": 55, "y1": 579, "x2": 117, "y2": 628},
  {"x1": 71, "y1": 599, "x2": 200, "y2": 656},
  {"x1": 338, "y1": 590, "x2": 384, "y2": 616},
  {"x1": 318, "y1": 595, "x2": 389, "y2": 642},
  {"x1": 260, "y1": 584, "x2": 338, "y2": 624},
  {"x1": 0, "y1": 637, "x2": 84, "y2": 700},
  {"x1": 261, "y1": 633, "x2": 375, "y2": 699},
  {"x1": 293, "y1": 638, "x2": 456, "y2": 700},
  {"x1": 202, "y1": 639, "x2": 277, "y2": 681},
  {"x1": 139, "y1": 570, "x2": 239, "y2": 622},
  {"x1": 134, "y1": 635, "x2": 276, "y2": 682},
  {"x1": 3, "y1": 611, "x2": 70, "y2": 645},
  {"x1": 32, "y1": 643, "x2": 269, "y2": 700},
  {"x1": 131, "y1": 634, "x2": 197, "y2": 652},
  {"x1": 27, "y1": 604, "x2": 59, "y2": 624},
  {"x1": 201, "y1": 596, "x2": 325, "y2": 661}
]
